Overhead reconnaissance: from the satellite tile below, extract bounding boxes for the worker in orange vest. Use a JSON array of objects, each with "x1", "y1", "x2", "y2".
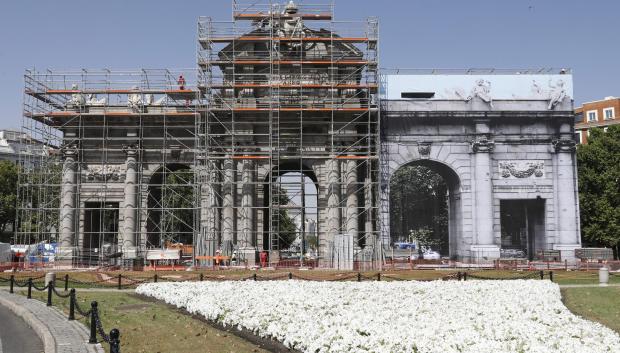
[
  {"x1": 177, "y1": 75, "x2": 186, "y2": 90},
  {"x1": 259, "y1": 251, "x2": 268, "y2": 268}
]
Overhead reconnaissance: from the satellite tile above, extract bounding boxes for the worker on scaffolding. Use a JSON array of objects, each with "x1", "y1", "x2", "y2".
[{"x1": 177, "y1": 75, "x2": 186, "y2": 90}]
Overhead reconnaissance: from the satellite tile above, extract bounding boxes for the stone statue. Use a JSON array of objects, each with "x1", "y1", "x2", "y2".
[
  {"x1": 547, "y1": 79, "x2": 566, "y2": 110},
  {"x1": 466, "y1": 79, "x2": 493, "y2": 108},
  {"x1": 68, "y1": 84, "x2": 85, "y2": 107},
  {"x1": 127, "y1": 86, "x2": 142, "y2": 111}
]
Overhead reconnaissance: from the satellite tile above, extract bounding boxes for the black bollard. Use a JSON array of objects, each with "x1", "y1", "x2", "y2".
[
  {"x1": 457, "y1": 272, "x2": 462, "y2": 281},
  {"x1": 64, "y1": 274, "x2": 69, "y2": 292},
  {"x1": 539, "y1": 270, "x2": 544, "y2": 280},
  {"x1": 549, "y1": 271, "x2": 554, "y2": 282},
  {"x1": 357, "y1": 272, "x2": 361, "y2": 282},
  {"x1": 153, "y1": 274, "x2": 158, "y2": 283},
  {"x1": 68, "y1": 289, "x2": 76, "y2": 320},
  {"x1": 89, "y1": 301, "x2": 98, "y2": 344},
  {"x1": 109, "y1": 328, "x2": 121, "y2": 353},
  {"x1": 9, "y1": 275, "x2": 14, "y2": 294},
  {"x1": 117, "y1": 274, "x2": 122, "y2": 290},
  {"x1": 288, "y1": 272, "x2": 292, "y2": 280},
  {"x1": 253, "y1": 273, "x2": 257, "y2": 281},
  {"x1": 463, "y1": 272, "x2": 467, "y2": 281},
  {"x1": 27, "y1": 278, "x2": 32, "y2": 299},
  {"x1": 377, "y1": 272, "x2": 381, "y2": 281},
  {"x1": 199, "y1": 273, "x2": 204, "y2": 281},
  {"x1": 47, "y1": 281, "x2": 53, "y2": 306}
]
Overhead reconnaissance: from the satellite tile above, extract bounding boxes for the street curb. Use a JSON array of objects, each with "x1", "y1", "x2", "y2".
[{"x1": 0, "y1": 293, "x2": 56, "y2": 353}]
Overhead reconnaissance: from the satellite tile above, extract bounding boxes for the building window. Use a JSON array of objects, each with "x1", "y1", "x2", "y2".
[
  {"x1": 603, "y1": 107, "x2": 615, "y2": 120},
  {"x1": 587, "y1": 110, "x2": 598, "y2": 122},
  {"x1": 574, "y1": 131, "x2": 581, "y2": 144}
]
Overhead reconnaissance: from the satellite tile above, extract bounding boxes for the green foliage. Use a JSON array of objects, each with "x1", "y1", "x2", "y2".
[
  {"x1": 577, "y1": 125, "x2": 620, "y2": 255},
  {"x1": 390, "y1": 165, "x2": 449, "y2": 254},
  {"x1": 0, "y1": 161, "x2": 18, "y2": 234},
  {"x1": 408, "y1": 227, "x2": 443, "y2": 249},
  {"x1": 161, "y1": 168, "x2": 195, "y2": 244},
  {"x1": 275, "y1": 186, "x2": 297, "y2": 250}
]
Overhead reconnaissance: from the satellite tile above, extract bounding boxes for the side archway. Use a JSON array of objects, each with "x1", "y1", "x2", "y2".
[{"x1": 388, "y1": 159, "x2": 462, "y2": 259}]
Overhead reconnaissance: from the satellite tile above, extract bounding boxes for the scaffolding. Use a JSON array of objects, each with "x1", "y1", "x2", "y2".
[
  {"x1": 197, "y1": 0, "x2": 380, "y2": 267},
  {"x1": 16, "y1": 0, "x2": 381, "y2": 269},
  {"x1": 18, "y1": 69, "x2": 200, "y2": 267}
]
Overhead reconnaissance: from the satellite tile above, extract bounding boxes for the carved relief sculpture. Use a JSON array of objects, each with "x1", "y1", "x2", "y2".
[{"x1": 499, "y1": 161, "x2": 545, "y2": 179}]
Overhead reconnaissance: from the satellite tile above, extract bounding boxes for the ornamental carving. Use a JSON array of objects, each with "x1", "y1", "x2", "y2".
[
  {"x1": 499, "y1": 161, "x2": 544, "y2": 179},
  {"x1": 471, "y1": 138, "x2": 495, "y2": 153},
  {"x1": 552, "y1": 138, "x2": 576, "y2": 152},
  {"x1": 418, "y1": 143, "x2": 431, "y2": 158},
  {"x1": 85, "y1": 165, "x2": 124, "y2": 182}
]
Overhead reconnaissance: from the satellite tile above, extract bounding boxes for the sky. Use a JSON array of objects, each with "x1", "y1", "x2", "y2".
[{"x1": 1, "y1": 0, "x2": 619, "y2": 129}]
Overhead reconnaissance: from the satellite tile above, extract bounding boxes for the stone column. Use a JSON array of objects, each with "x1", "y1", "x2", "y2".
[
  {"x1": 552, "y1": 123, "x2": 581, "y2": 260},
  {"x1": 239, "y1": 160, "x2": 256, "y2": 265},
  {"x1": 221, "y1": 158, "x2": 235, "y2": 246},
  {"x1": 470, "y1": 121, "x2": 499, "y2": 259},
  {"x1": 197, "y1": 161, "x2": 219, "y2": 265},
  {"x1": 121, "y1": 145, "x2": 138, "y2": 256},
  {"x1": 344, "y1": 160, "x2": 358, "y2": 241},
  {"x1": 59, "y1": 145, "x2": 78, "y2": 257},
  {"x1": 326, "y1": 158, "x2": 341, "y2": 239}
]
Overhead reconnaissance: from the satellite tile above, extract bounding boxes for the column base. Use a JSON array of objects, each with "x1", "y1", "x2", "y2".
[
  {"x1": 553, "y1": 244, "x2": 581, "y2": 263},
  {"x1": 470, "y1": 245, "x2": 500, "y2": 260},
  {"x1": 239, "y1": 248, "x2": 257, "y2": 267}
]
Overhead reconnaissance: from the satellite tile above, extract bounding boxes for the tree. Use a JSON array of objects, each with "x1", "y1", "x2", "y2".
[
  {"x1": 275, "y1": 186, "x2": 297, "y2": 250},
  {"x1": 577, "y1": 125, "x2": 620, "y2": 258},
  {"x1": 389, "y1": 165, "x2": 449, "y2": 254},
  {"x1": 0, "y1": 161, "x2": 18, "y2": 236}
]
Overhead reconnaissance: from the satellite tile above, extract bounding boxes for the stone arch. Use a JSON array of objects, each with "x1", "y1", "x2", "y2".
[
  {"x1": 146, "y1": 163, "x2": 196, "y2": 248},
  {"x1": 261, "y1": 161, "x2": 320, "y2": 252},
  {"x1": 386, "y1": 155, "x2": 466, "y2": 259}
]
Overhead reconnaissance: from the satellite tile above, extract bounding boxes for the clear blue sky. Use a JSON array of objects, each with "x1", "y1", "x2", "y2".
[{"x1": 1, "y1": 0, "x2": 618, "y2": 129}]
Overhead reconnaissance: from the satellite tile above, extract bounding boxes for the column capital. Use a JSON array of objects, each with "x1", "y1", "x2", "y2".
[
  {"x1": 122, "y1": 144, "x2": 140, "y2": 158},
  {"x1": 61, "y1": 144, "x2": 79, "y2": 159},
  {"x1": 470, "y1": 138, "x2": 495, "y2": 153},
  {"x1": 552, "y1": 138, "x2": 576, "y2": 153}
]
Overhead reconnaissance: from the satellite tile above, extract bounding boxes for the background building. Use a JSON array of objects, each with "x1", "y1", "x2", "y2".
[{"x1": 575, "y1": 96, "x2": 620, "y2": 144}]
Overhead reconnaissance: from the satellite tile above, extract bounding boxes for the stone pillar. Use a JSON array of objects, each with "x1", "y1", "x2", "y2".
[
  {"x1": 345, "y1": 160, "x2": 358, "y2": 241},
  {"x1": 197, "y1": 161, "x2": 219, "y2": 266},
  {"x1": 59, "y1": 145, "x2": 78, "y2": 258},
  {"x1": 121, "y1": 145, "x2": 138, "y2": 257},
  {"x1": 221, "y1": 158, "x2": 235, "y2": 245},
  {"x1": 552, "y1": 124, "x2": 581, "y2": 261},
  {"x1": 239, "y1": 160, "x2": 255, "y2": 265},
  {"x1": 470, "y1": 121, "x2": 499, "y2": 259},
  {"x1": 326, "y1": 158, "x2": 341, "y2": 238}
]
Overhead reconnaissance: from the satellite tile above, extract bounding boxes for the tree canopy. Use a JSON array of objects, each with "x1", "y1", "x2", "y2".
[
  {"x1": 0, "y1": 161, "x2": 18, "y2": 236},
  {"x1": 577, "y1": 125, "x2": 620, "y2": 256}
]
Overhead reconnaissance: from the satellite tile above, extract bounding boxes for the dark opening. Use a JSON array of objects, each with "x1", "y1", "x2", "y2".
[
  {"x1": 401, "y1": 92, "x2": 435, "y2": 99},
  {"x1": 500, "y1": 199, "x2": 545, "y2": 260}
]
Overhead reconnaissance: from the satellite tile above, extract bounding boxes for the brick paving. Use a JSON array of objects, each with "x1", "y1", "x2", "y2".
[{"x1": 0, "y1": 290, "x2": 103, "y2": 353}]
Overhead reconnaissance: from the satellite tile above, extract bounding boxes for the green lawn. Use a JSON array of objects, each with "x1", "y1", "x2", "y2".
[
  {"x1": 562, "y1": 286, "x2": 620, "y2": 333},
  {"x1": 27, "y1": 291, "x2": 270, "y2": 353}
]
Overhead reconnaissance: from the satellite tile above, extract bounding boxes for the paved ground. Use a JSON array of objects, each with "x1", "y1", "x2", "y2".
[
  {"x1": 0, "y1": 290, "x2": 103, "y2": 353},
  {"x1": 0, "y1": 304, "x2": 44, "y2": 353}
]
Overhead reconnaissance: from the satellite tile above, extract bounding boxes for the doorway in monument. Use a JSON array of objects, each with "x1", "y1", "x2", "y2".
[
  {"x1": 146, "y1": 164, "x2": 196, "y2": 249},
  {"x1": 389, "y1": 160, "x2": 461, "y2": 259},
  {"x1": 262, "y1": 162, "x2": 319, "y2": 262},
  {"x1": 83, "y1": 202, "x2": 119, "y2": 266},
  {"x1": 500, "y1": 199, "x2": 545, "y2": 260}
]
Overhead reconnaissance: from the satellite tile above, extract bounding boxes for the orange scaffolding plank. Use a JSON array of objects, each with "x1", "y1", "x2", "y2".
[
  {"x1": 231, "y1": 155, "x2": 270, "y2": 160},
  {"x1": 233, "y1": 13, "x2": 333, "y2": 20},
  {"x1": 209, "y1": 36, "x2": 371, "y2": 43},
  {"x1": 209, "y1": 83, "x2": 377, "y2": 89},
  {"x1": 204, "y1": 60, "x2": 370, "y2": 66},
  {"x1": 28, "y1": 89, "x2": 197, "y2": 95}
]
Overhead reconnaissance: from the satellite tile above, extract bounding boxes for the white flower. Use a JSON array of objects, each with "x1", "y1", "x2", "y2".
[{"x1": 136, "y1": 280, "x2": 620, "y2": 353}]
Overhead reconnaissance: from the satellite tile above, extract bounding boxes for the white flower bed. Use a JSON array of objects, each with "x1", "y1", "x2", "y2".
[{"x1": 137, "y1": 280, "x2": 620, "y2": 353}]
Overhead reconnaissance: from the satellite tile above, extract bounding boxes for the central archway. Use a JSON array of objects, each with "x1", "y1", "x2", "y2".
[
  {"x1": 389, "y1": 160, "x2": 461, "y2": 259},
  {"x1": 262, "y1": 161, "x2": 319, "y2": 259}
]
